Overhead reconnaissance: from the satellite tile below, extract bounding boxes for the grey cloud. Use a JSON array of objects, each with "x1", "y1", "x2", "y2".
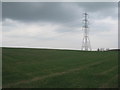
[
  {"x1": 2, "y1": 2, "x2": 118, "y2": 49},
  {"x1": 75, "y1": 2, "x2": 118, "y2": 20},
  {"x1": 0, "y1": 2, "x2": 2, "y2": 22},
  {"x1": 2, "y1": 2, "x2": 118, "y2": 35},
  {"x1": 2, "y1": 2, "x2": 80, "y2": 23},
  {"x1": 118, "y1": 2, "x2": 120, "y2": 49},
  {"x1": 2, "y1": 2, "x2": 117, "y2": 23},
  {"x1": 76, "y1": 2, "x2": 117, "y2": 12},
  {"x1": 56, "y1": 27, "x2": 80, "y2": 33}
]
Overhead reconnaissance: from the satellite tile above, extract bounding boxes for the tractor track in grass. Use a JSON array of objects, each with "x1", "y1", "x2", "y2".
[
  {"x1": 3, "y1": 59, "x2": 109, "y2": 88},
  {"x1": 99, "y1": 74, "x2": 118, "y2": 88},
  {"x1": 99, "y1": 66, "x2": 117, "y2": 75},
  {"x1": 95, "y1": 66, "x2": 118, "y2": 76}
]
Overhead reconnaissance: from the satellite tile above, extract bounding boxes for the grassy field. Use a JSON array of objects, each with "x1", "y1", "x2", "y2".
[{"x1": 2, "y1": 47, "x2": 118, "y2": 88}]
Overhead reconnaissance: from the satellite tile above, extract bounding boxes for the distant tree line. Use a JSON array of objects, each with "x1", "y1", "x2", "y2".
[
  {"x1": 97, "y1": 48, "x2": 109, "y2": 51},
  {"x1": 97, "y1": 48, "x2": 120, "y2": 51}
]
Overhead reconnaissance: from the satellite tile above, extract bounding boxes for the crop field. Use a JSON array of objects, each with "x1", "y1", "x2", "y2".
[{"x1": 2, "y1": 47, "x2": 118, "y2": 88}]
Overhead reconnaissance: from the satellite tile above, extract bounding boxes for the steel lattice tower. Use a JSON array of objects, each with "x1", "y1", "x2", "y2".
[{"x1": 81, "y1": 13, "x2": 92, "y2": 51}]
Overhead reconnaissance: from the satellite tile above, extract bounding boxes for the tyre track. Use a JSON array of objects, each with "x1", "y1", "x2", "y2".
[
  {"x1": 99, "y1": 74, "x2": 118, "y2": 88},
  {"x1": 3, "y1": 59, "x2": 109, "y2": 88}
]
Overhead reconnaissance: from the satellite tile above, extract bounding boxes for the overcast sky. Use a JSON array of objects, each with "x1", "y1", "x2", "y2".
[{"x1": 2, "y1": 2, "x2": 118, "y2": 50}]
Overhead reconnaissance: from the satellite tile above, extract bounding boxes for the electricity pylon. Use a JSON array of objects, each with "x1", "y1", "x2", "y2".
[{"x1": 81, "y1": 13, "x2": 92, "y2": 51}]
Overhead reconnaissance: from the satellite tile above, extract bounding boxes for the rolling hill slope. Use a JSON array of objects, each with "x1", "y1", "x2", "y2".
[{"x1": 2, "y1": 47, "x2": 118, "y2": 88}]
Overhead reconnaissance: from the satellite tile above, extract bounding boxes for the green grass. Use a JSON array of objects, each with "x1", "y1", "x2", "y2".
[{"x1": 2, "y1": 47, "x2": 118, "y2": 88}]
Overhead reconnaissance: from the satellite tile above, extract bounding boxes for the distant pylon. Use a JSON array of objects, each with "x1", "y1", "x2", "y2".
[{"x1": 81, "y1": 13, "x2": 92, "y2": 51}]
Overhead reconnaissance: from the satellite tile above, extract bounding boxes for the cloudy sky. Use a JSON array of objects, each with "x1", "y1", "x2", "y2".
[{"x1": 2, "y1": 2, "x2": 118, "y2": 50}]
